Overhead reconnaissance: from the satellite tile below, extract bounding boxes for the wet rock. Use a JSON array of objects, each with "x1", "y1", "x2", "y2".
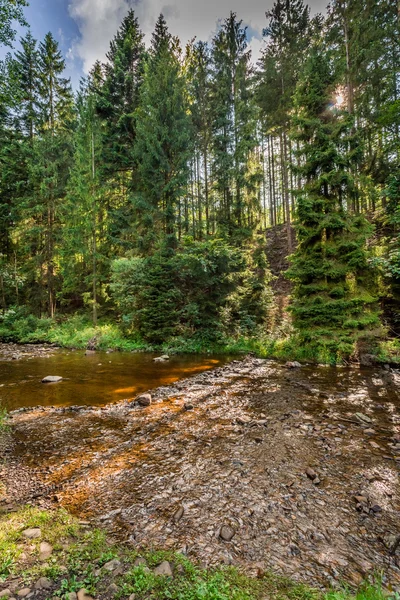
[
  {"x1": 285, "y1": 361, "x2": 301, "y2": 368},
  {"x1": 173, "y1": 506, "x2": 184, "y2": 523},
  {"x1": 103, "y1": 559, "x2": 121, "y2": 572},
  {"x1": 184, "y1": 403, "x2": 194, "y2": 411},
  {"x1": 39, "y1": 541, "x2": 53, "y2": 560},
  {"x1": 85, "y1": 350, "x2": 96, "y2": 356},
  {"x1": 154, "y1": 355, "x2": 169, "y2": 362},
  {"x1": 0, "y1": 590, "x2": 12, "y2": 598},
  {"x1": 135, "y1": 393, "x2": 152, "y2": 407},
  {"x1": 77, "y1": 590, "x2": 94, "y2": 600},
  {"x1": 22, "y1": 528, "x2": 41, "y2": 539},
  {"x1": 34, "y1": 578, "x2": 51, "y2": 590},
  {"x1": 220, "y1": 525, "x2": 235, "y2": 541},
  {"x1": 41, "y1": 376, "x2": 62, "y2": 384},
  {"x1": 371, "y1": 504, "x2": 382, "y2": 513},
  {"x1": 153, "y1": 561, "x2": 173, "y2": 577},
  {"x1": 16, "y1": 590, "x2": 31, "y2": 598}
]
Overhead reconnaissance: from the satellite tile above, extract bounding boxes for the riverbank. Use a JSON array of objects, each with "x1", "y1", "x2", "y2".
[
  {"x1": 1, "y1": 313, "x2": 400, "y2": 365},
  {"x1": 2, "y1": 356, "x2": 400, "y2": 590},
  {"x1": 0, "y1": 506, "x2": 390, "y2": 600}
]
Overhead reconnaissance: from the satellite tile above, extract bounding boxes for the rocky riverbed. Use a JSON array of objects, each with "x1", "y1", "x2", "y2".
[{"x1": 1, "y1": 356, "x2": 400, "y2": 589}]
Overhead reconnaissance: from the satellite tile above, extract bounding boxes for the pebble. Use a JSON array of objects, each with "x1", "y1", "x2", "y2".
[
  {"x1": 22, "y1": 528, "x2": 41, "y2": 539},
  {"x1": 135, "y1": 393, "x2": 152, "y2": 407},
  {"x1": 34, "y1": 578, "x2": 51, "y2": 590},
  {"x1": 184, "y1": 403, "x2": 194, "y2": 411},
  {"x1": 220, "y1": 525, "x2": 235, "y2": 541},
  {"x1": 153, "y1": 561, "x2": 173, "y2": 577},
  {"x1": 102, "y1": 559, "x2": 121, "y2": 572},
  {"x1": 305, "y1": 467, "x2": 317, "y2": 481},
  {"x1": 173, "y1": 506, "x2": 184, "y2": 523},
  {"x1": 39, "y1": 541, "x2": 53, "y2": 560},
  {"x1": 106, "y1": 584, "x2": 118, "y2": 596},
  {"x1": 77, "y1": 590, "x2": 94, "y2": 600}
]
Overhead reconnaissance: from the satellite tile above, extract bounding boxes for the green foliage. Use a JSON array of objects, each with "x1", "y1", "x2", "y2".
[
  {"x1": 287, "y1": 47, "x2": 381, "y2": 362},
  {"x1": 111, "y1": 238, "x2": 273, "y2": 344},
  {"x1": 0, "y1": 0, "x2": 27, "y2": 47}
]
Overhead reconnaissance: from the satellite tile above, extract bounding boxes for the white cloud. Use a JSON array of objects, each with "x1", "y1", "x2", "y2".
[{"x1": 68, "y1": 0, "x2": 327, "y2": 74}]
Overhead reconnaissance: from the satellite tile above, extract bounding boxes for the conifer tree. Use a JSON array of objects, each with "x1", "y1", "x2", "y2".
[
  {"x1": 14, "y1": 32, "x2": 39, "y2": 140},
  {"x1": 287, "y1": 46, "x2": 381, "y2": 361},
  {"x1": 133, "y1": 14, "x2": 191, "y2": 251}
]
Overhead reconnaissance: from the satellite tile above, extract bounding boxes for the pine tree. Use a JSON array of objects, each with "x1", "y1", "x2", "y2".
[
  {"x1": 287, "y1": 46, "x2": 381, "y2": 362},
  {"x1": 14, "y1": 32, "x2": 40, "y2": 140},
  {"x1": 0, "y1": 0, "x2": 27, "y2": 47},
  {"x1": 133, "y1": 14, "x2": 191, "y2": 251}
]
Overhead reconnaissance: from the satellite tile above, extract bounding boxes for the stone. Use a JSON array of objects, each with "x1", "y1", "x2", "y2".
[
  {"x1": 355, "y1": 412, "x2": 372, "y2": 424},
  {"x1": 305, "y1": 467, "x2": 317, "y2": 481},
  {"x1": 77, "y1": 590, "x2": 94, "y2": 600},
  {"x1": 39, "y1": 541, "x2": 53, "y2": 560},
  {"x1": 371, "y1": 504, "x2": 382, "y2": 513},
  {"x1": 41, "y1": 376, "x2": 62, "y2": 383},
  {"x1": 67, "y1": 594, "x2": 77, "y2": 600},
  {"x1": 220, "y1": 525, "x2": 235, "y2": 542},
  {"x1": 22, "y1": 528, "x2": 41, "y2": 539},
  {"x1": 0, "y1": 590, "x2": 12, "y2": 598},
  {"x1": 136, "y1": 393, "x2": 152, "y2": 407},
  {"x1": 184, "y1": 403, "x2": 194, "y2": 411},
  {"x1": 103, "y1": 558, "x2": 121, "y2": 572},
  {"x1": 153, "y1": 561, "x2": 173, "y2": 577},
  {"x1": 173, "y1": 506, "x2": 184, "y2": 523},
  {"x1": 354, "y1": 495, "x2": 368, "y2": 504},
  {"x1": 128, "y1": 595, "x2": 136, "y2": 600},
  {"x1": 236, "y1": 416, "x2": 252, "y2": 425},
  {"x1": 154, "y1": 355, "x2": 169, "y2": 362},
  {"x1": 285, "y1": 361, "x2": 301, "y2": 368},
  {"x1": 85, "y1": 350, "x2": 96, "y2": 355},
  {"x1": 134, "y1": 557, "x2": 147, "y2": 567},
  {"x1": 34, "y1": 578, "x2": 51, "y2": 590},
  {"x1": 106, "y1": 584, "x2": 118, "y2": 596},
  {"x1": 17, "y1": 591, "x2": 31, "y2": 598}
]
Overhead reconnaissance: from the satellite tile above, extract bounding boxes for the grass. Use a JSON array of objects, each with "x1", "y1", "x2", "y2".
[
  {"x1": 0, "y1": 506, "x2": 396, "y2": 600},
  {"x1": 1, "y1": 309, "x2": 399, "y2": 366}
]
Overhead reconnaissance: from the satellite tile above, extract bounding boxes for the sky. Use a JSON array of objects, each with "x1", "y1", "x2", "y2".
[{"x1": 5, "y1": 0, "x2": 329, "y2": 88}]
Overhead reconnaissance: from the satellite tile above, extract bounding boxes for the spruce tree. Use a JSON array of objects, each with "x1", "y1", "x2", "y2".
[
  {"x1": 287, "y1": 46, "x2": 381, "y2": 362},
  {"x1": 133, "y1": 14, "x2": 191, "y2": 251},
  {"x1": 14, "y1": 32, "x2": 40, "y2": 140}
]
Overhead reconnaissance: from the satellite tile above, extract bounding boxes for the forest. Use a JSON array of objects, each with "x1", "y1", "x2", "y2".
[{"x1": 0, "y1": 0, "x2": 399, "y2": 363}]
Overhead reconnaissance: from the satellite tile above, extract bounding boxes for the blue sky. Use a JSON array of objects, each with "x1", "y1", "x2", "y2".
[{"x1": 3, "y1": 0, "x2": 328, "y2": 89}]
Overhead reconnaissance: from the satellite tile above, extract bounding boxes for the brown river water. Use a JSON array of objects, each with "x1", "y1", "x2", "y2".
[
  {"x1": 1, "y1": 346, "x2": 400, "y2": 589},
  {"x1": 0, "y1": 344, "x2": 227, "y2": 410}
]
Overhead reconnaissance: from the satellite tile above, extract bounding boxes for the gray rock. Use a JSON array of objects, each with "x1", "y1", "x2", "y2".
[
  {"x1": 136, "y1": 393, "x2": 152, "y2": 407},
  {"x1": 154, "y1": 355, "x2": 169, "y2": 362},
  {"x1": 39, "y1": 541, "x2": 53, "y2": 560},
  {"x1": 106, "y1": 584, "x2": 118, "y2": 596},
  {"x1": 103, "y1": 559, "x2": 121, "y2": 572},
  {"x1": 285, "y1": 361, "x2": 301, "y2": 368},
  {"x1": 173, "y1": 506, "x2": 184, "y2": 523},
  {"x1": 220, "y1": 525, "x2": 235, "y2": 541},
  {"x1": 305, "y1": 467, "x2": 317, "y2": 481},
  {"x1": 355, "y1": 412, "x2": 372, "y2": 424},
  {"x1": 184, "y1": 403, "x2": 194, "y2": 411},
  {"x1": 0, "y1": 590, "x2": 12, "y2": 598},
  {"x1": 41, "y1": 376, "x2": 62, "y2": 384},
  {"x1": 34, "y1": 578, "x2": 51, "y2": 590},
  {"x1": 22, "y1": 528, "x2": 41, "y2": 539},
  {"x1": 17, "y1": 590, "x2": 31, "y2": 598},
  {"x1": 67, "y1": 593, "x2": 77, "y2": 600},
  {"x1": 153, "y1": 561, "x2": 173, "y2": 577}
]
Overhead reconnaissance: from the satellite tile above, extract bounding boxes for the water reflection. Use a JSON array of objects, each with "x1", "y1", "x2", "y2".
[{"x1": 0, "y1": 350, "x2": 228, "y2": 410}]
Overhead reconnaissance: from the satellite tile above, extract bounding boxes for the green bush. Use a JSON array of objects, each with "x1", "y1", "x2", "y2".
[{"x1": 111, "y1": 238, "x2": 274, "y2": 344}]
